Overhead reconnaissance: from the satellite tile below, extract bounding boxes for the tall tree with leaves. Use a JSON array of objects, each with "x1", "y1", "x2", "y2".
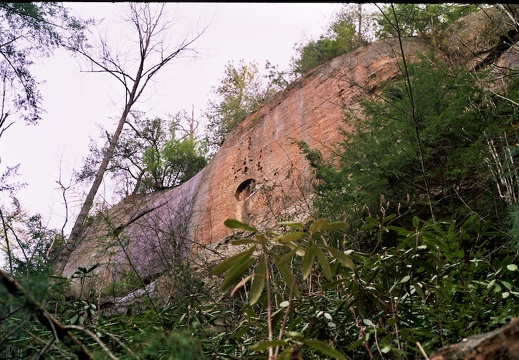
[
  {"x1": 0, "y1": 2, "x2": 91, "y2": 140},
  {"x1": 53, "y1": 3, "x2": 207, "y2": 277},
  {"x1": 374, "y1": 3, "x2": 481, "y2": 41},
  {"x1": 205, "y1": 60, "x2": 273, "y2": 151},
  {"x1": 291, "y1": 4, "x2": 374, "y2": 77},
  {"x1": 142, "y1": 134, "x2": 207, "y2": 192},
  {"x1": 78, "y1": 113, "x2": 207, "y2": 197},
  {"x1": 0, "y1": 3, "x2": 90, "y2": 274}
]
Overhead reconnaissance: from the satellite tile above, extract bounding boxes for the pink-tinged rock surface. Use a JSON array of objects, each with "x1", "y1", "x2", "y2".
[
  {"x1": 56, "y1": 7, "x2": 519, "y2": 358},
  {"x1": 61, "y1": 3, "x2": 519, "y2": 292},
  {"x1": 60, "y1": 38, "x2": 436, "y2": 292},
  {"x1": 187, "y1": 38, "x2": 435, "y2": 248}
]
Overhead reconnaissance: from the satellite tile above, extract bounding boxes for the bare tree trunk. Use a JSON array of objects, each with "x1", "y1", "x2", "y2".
[
  {"x1": 52, "y1": 3, "x2": 205, "y2": 276},
  {"x1": 357, "y1": 3, "x2": 363, "y2": 46},
  {"x1": 54, "y1": 105, "x2": 134, "y2": 276}
]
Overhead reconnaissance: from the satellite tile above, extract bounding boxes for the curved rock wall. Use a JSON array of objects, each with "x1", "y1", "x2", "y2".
[
  {"x1": 60, "y1": 38, "x2": 436, "y2": 294},
  {"x1": 187, "y1": 38, "x2": 435, "y2": 248}
]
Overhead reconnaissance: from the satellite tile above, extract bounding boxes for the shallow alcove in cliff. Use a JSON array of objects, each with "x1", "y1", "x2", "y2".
[
  {"x1": 235, "y1": 178, "x2": 256, "y2": 201},
  {"x1": 57, "y1": 4, "x2": 519, "y2": 309}
]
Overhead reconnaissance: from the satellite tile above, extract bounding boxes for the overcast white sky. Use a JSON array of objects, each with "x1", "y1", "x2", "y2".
[{"x1": 0, "y1": 2, "x2": 341, "y2": 232}]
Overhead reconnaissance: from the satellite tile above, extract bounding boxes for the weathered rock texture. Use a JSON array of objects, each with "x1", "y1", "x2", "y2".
[
  {"x1": 430, "y1": 317, "x2": 519, "y2": 360},
  {"x1": 442, "y1": 4, "x2": 519, "y2": 71},
  {"x1": 54, "y1": 5, "x2": 519, "y2": 356},
  {"x1": 58, "y1": 5, "x2": 519, "y2": 304},
  {"x1": 60, "y1": 38, "x2": 437, "y2": 294}
]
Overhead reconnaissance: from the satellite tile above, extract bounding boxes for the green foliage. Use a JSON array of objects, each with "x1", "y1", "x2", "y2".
[
  {"x1": 291, "y1": 4, "x2": 373, "y2": 76},
  {"x1": 0, "y1": 269, "x2": 72, "y2": 359},
  {"x1": 0, "y1": 2, "x2": 91, "y2": 128},
  {"x1": 291, "y1": 37, "x2": 346, "y2": 76},
  {"x1": 1, "y1": 199, "x2": 58, "y2": 277},
  {"x1": 78, "y1": 114, "x2": 208, "y2": 196},
  {"x1": 143, "y1": 135, "x2": 207, "y2": 191},
  {"x1": 102, "y1": 267, "x2": 143, "y2": 298},
  {"x1": 1, "y1": 214, "x2": 517, "y2": 359},
  {"x1": 264, "y1": 60, "x2": 294, "y2": 93},
  {"x1": 280, "y1": 46, "x2": 519, "y2": 359},
  {"x1": 139, "y1": 331, "x2": 206, "y2": 360},
  {"x1": 211, "y1": 218, "x2": 351, "y2": 359},
  {"x1": 303, "y1": 55, "x2": 519, "y2": 235},
  {"x1": 374, "y1": 3, "x2": 481, "y2": 41},
  {"x1": 3, "y1": 5, "x2": 519, "y2": 360},
  {"x1": 0, "y1": 256, "x2": 212, "y2": 359},
  {"x1": 211, "y1": 216, "x2": 519, "y2": 359},
  {"x1": 290, "y1": 3, "x2": 484, "y2": 76},
  {"x1": 66, "y1": 299, "x2": 97, "y2": 326},
  {"x1": 205, "y1": 60, "x2": 275, "y2": 150}
]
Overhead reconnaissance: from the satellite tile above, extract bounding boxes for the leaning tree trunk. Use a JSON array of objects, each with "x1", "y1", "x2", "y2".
[
  {"x1": 52, "y1": 103, "x2": 134, "y2": 276},
  {"x1": 50, "y1": 3, "x2": 205, "y2": 277},
  {"x1": 53, "y1": 58, "x2": 143, "y2": 276}
]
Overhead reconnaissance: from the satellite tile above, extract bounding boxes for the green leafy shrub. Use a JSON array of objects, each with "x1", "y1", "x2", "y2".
[
  {"x1": 301, "y1": 54, "x2": 519, "y2": 240},
  {"x1": 211, "y1": 216, "x2": 518, "y2": 359},
  {"x1": 139, "y1": 331, "x2": 206, "y2": 360}
]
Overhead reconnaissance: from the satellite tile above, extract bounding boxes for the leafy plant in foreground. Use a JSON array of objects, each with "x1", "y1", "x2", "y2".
[
  {"x1": 212, "y1": 215, "x2": 519, "y2": 359},
  {"x1": 212, "y1": 218, "x2": 350, "y2": 359}
]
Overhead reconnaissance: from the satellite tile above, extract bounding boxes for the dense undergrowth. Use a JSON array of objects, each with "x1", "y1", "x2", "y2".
[
  {"x1": 1, "y1": 212, "x2": 517, "y2": 359},
  {"x1": 2, "y1": 5, "x2": 519, "y2": 359}
]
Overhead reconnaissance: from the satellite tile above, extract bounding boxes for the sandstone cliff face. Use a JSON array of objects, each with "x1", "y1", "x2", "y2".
[
  {"x1": 61, "y1": 38, "x2": 436, "y2": 293},
  {"x1": 60, "y1": 5, "x2": 519, "y2": 297},
  {"x1": 52, "y1": 7, "x2": 519, "y2": 358},
  {"x1": 442, "y1": 4, "x2": 519, "y2": 71},
  {"x1": 187, "y1": 38, "x2": 437, "y2": 250}
]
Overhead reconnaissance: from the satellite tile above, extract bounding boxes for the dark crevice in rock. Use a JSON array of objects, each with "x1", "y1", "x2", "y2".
[
  {"x1": 108, "y1": 204, "x2": 163, "y2": 237},
  {"x1": 473, "y1": 25, "x2": 519, "y2": 71}
]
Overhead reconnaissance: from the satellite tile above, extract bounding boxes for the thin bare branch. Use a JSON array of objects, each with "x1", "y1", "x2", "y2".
[
  {"x1": 0, "y1": 268, "x2": 93, "y2": 359},
  {"x1": 53, "y1": 3, "x2": 207, "y2": 276}
]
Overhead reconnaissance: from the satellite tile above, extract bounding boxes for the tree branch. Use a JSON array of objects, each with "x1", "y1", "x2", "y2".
[{"x1": 0, "y1": 268, "x2": 93, "y2": 359}]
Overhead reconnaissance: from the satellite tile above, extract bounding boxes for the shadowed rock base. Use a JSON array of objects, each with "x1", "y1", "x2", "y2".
[{"x1": 430, "y1": 317, "x2": 519, "y2": 360}]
